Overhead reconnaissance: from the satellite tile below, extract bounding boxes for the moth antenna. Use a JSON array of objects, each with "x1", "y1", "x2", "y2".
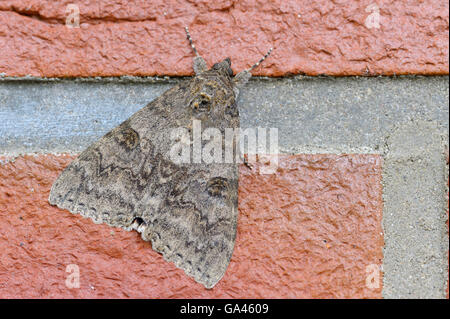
[
  {"x1": 233, "y1": 47, "x2": 273, "y2": 92},
  {"x1": 185, "y1": 27, "x2": 208, "y2": 75},
  {"x1": 185, "y1": 26, "x2": 200, "y2": 57},
  {"x1": 247, "y1": 47, "x2": 273, "y2": 72}
]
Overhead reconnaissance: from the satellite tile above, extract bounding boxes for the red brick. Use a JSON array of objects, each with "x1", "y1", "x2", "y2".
[
  {"x1": 0, "y1": 154, "x2": 383, "y2": 298},
  {"x1": 0, "y1": 0, "x2": 447, "y2": 77}
]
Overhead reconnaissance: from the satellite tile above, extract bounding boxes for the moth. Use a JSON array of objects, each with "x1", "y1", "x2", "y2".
[{"x1": 49, "y1": 27, "x2": 272, "y2": 289}]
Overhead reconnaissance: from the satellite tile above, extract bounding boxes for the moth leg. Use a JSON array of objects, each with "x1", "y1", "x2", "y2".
[
  {"x1": 185, "y1": 26, "x2": 207, "y2": 75},
  {"x1": 233, "y1": 48, "x2": 273, "y2": 91}
]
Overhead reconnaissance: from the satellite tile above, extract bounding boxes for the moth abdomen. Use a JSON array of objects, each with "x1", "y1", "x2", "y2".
[{"x1": 130, "y1": 216, "x2": 147, "y2": 232}]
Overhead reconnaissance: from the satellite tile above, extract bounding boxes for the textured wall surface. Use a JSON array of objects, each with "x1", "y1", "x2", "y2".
[
  {"x1": 0, "y1": 76, "x2": 447, "y2": 298},
  {"x1": 0, "y1": 154, "x2": 383, "y2": 298},
  {"x1": 0, "y1": 0, "x2": 448, "y2": 300},
  {"x1": 0, "y1": 0, "x2": 448, "y2": 77}
]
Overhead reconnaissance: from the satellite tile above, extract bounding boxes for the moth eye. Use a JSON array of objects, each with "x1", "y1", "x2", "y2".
[
  {"x1": 199, "y1": 99, "x2": 210, "y2": 109},
  {"x1": 191, "y1": 93, "x2": 211, "y2": 112}
]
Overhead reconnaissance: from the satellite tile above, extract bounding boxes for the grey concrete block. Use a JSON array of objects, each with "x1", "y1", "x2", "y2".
[
  {"x1": 382, "y1": 120, "x2": 448, "y2": 298},
  {"x1": 0, "y1": 76, "x2": 448, "y2": 155}
]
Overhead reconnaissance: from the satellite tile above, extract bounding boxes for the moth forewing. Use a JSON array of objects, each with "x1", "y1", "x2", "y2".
[{"x1": 49, "y1": 27, "x2": 272, "y2": 289}]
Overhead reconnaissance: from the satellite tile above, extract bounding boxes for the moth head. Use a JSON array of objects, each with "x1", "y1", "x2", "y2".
[
  {"x1": 210, "y1": 58, "x2": 233, "y2": 77},
  {"x1": 189, "y1": 65, "x2": 237, "y2": 120},
  {"x1": 184, "y1": 27, "x2": 273, "y2": 100}
]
